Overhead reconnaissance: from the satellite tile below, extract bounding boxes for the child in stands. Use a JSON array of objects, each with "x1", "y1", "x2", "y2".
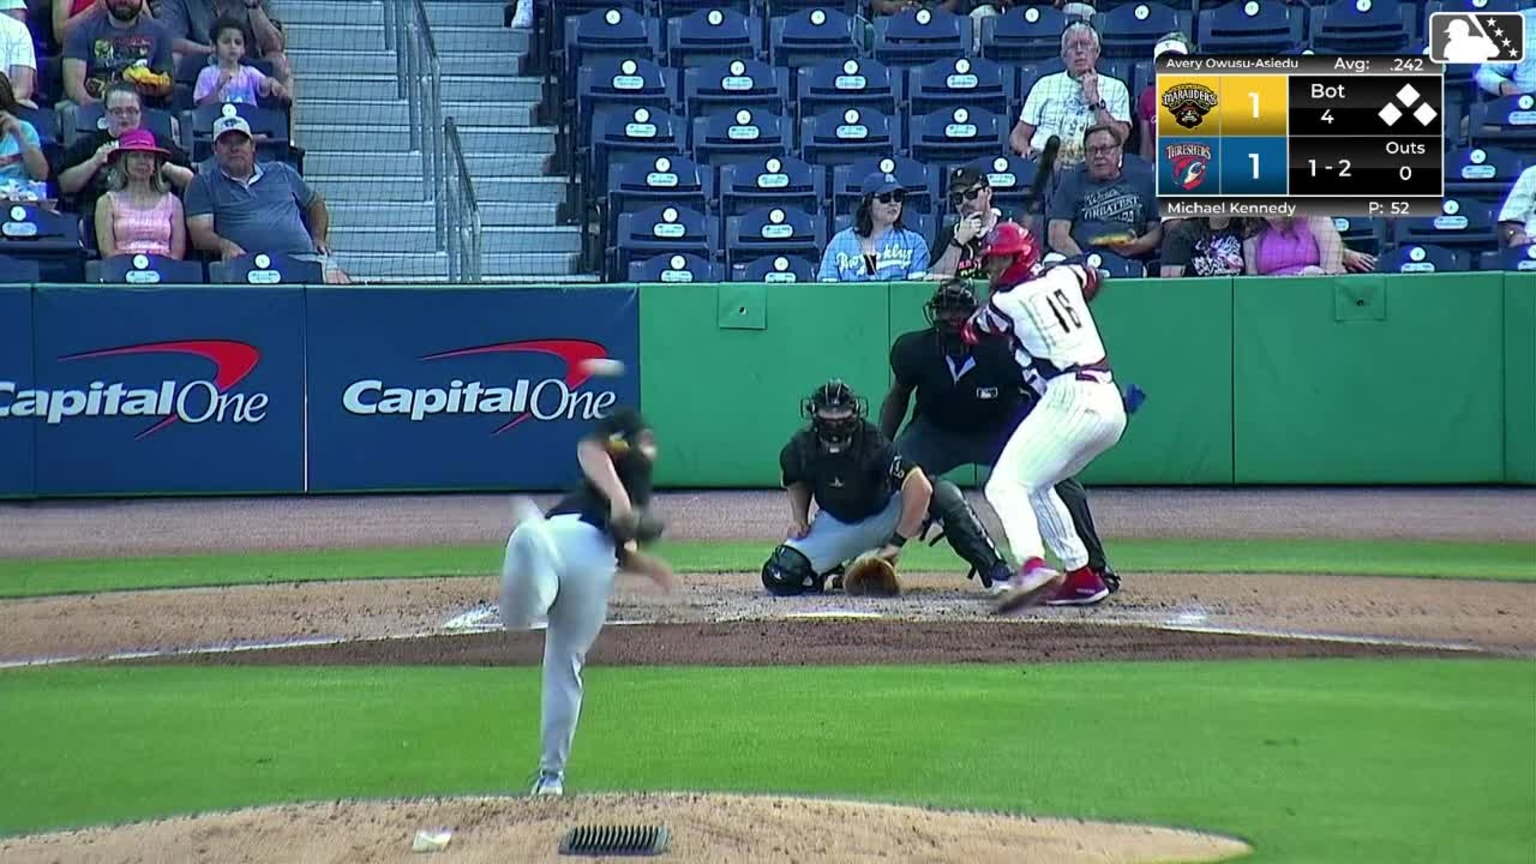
[{"x1": 193, "y1": 17, "x2": 289, "y2": 107}]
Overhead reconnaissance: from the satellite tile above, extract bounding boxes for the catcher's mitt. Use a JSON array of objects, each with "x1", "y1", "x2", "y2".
[{"x1": 842, "y1": 553, "x2": 901, "y2": 597}]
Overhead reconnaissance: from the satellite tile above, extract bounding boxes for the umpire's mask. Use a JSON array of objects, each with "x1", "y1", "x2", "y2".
[{"x1": 926, "y1": 280, "x2": 978, "y2": 355}]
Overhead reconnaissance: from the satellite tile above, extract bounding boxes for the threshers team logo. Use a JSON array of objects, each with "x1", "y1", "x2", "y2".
[
  {"x1": 0, "y1": 339, "x2": 268, "y2": 439},
  {"x1": 1165, "y1": 142, "x2": 1212, "y2": 191},
  {"x1": 1161, "y1": 83, "x2": 1219, "y2": 129},
  {"x1": 341, "y1": 338, "x2": 623, "y2": 435}
]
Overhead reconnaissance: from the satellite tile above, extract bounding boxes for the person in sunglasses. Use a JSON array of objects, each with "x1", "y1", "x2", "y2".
[
  {"x1": 817, "y1": 171, "x2": 930, "y2": 282},
  {"x1": 928, "y1": 166, "x2": 1008, "y2": 280}
]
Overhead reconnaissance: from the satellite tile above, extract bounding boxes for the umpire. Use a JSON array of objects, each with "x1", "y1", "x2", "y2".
[{"x1": 878, "y1": 279, "x2": 1119, "y2": 600}]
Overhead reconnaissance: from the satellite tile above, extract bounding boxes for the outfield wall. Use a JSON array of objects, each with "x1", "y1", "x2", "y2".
[{"x1": 0, "y1": 274, "x2": 1531, "y2": 497}]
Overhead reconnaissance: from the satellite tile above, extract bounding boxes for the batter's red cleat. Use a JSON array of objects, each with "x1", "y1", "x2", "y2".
[
  {"x1": 1046, "y1": 566, "x2": 1111, "y2": 606},
  {"x1": 993, "y1": 558, "x2": 1064, "y2": 614}
]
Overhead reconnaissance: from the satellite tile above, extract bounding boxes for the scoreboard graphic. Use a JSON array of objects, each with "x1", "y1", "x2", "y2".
[{"x1": 1155, "y1": 55, "x2": 1446, "y2": 218}]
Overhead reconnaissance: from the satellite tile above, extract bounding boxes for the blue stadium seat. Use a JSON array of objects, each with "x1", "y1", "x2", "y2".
[
  {"x1": 1376, "y1": 243, "x2": 1471, "y2": 273},
  {"x1": 725, "y1": 205, "x2": 827, "y2": 269},
  {"x1": 731, "y1": 253, "x2": 818, "y2": 282},
  {"x1": 0, "y1": 254, "x2": 41, "y2": 283},
  {"x1": 576, "y1": 57, "x2": 679, "y2": 145},
  {"x1": 611, "y1": 204, "x2": 716, "y2": 281},
  {"x1": 1076, "y1": 249, "x2": 1147, "y2": 279},
  {"x1": 907, "y1": 57, "x2": 1012, "y2": 120},
  {"x1": 909, "y1": 106, "x2": 1010, "y2": 169},
  {"x1": 949, "y1": 154, "x2": 1042, "y2": 214},
  {"x1": 658, "y1": 0, "x2": 752, "y2": 15},
  {"x1": 590, "y1": 106, "x2": 688, "y2": 198},
  {"x1": 1446, "y1": 146, "x2": 1526, "y2": 201},
  {"x1": 1015, "y1": 59, "x2": 1068, "y2": 107},
  {"x1": 834, "y1": 211, "x2": 935, "y2": 247},
  {"x1": 1097, "y1": 3, "x2": 1189, "y2": 59},
  {"x1": 873, "y1": 8, "x2": 971, "y2": 68},
  {"x1": 1308, "y1": 0, "x2": 1417, "y2": 54},
  {"x1": 1469, "y1": 95, "x2": 1536, "y2": 146},
  {"x1": 606, "y1": 154, "x2": 713, "y2": 253},
  {"x1": 667, "y1": 6, "x2": 763, "y2": 66},
  {"x1": 628, "y1": 252, "x2": 723, "y2": 283},
  {"x1": 831, "y1": 156, "x2": 937, "y2": 218},
  {"x1": 1331, "y1": 216, "x2": 1388, "y2": 256},
  {"x1": 683, "y1": 58, "x2": 789, "y2": 119},
  {"x1": 87, "y1": 254, "x2": 206, "y2": 284},
  {"x1": 75, "y1": 103, "x2": 174, "y2": 148},
  {"x1": 562, "y1": 7, "x2": 661, "y2": 84},
  {"x1": 1426, "y1": 0, "x2": 1525, "y2": 15},
  {"x1": 800, "y1": 107, "x2": 902, "y2": 168},
  {"x1": 187, "y1": 103, "x2": 290, "y2": 163},
  {"x1": 1391, "y1": 198, "x2": 1499, "y2": 251},
  {"x1": 795, "y1": 57, "x2": 902, "y2": 122},
  {"x1": 1198, "y1": 0, "x2": 1307, "y2": 54},
  {"x1": 0, "y1": 204, "x2": 83, "y2": 282},
  {"x1": 691, "y1": 107, "x2": 791, "y2": 168},
  {"x1": 16, "y1": 105, "x2": 59, "y2": 145},
  {"x1": 209, "y1": 253, "x2": 323, "y2": 284},
  {"x1": 35, "y1": 55, "x2": 62, "y2": 107},
  {"x1": 770, "y1": 8, "x2": 860, "y2": 68},
  {"x1": 719, "y1": 155, "x2": 826, "y2": 218},
  {"x1": 979, "y1": 5, "x2": 1069, "y2": 64},
  {"x1": 1481, "y1": 243, "x2": 1536, "y2": 272}
]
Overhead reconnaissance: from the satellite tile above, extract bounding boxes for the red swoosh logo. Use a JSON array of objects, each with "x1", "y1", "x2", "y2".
[
  {"x1": 59, "y1": 340, "x2": 261, "y2": 439},
  {"x1": 420, "y1": 339, "x2": 609, "y2": 435}
]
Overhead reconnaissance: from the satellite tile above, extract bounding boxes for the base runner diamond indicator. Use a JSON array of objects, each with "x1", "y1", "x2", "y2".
[
  {"x1": 1414, "y1": 102, "x2": 1439, "y2": 126},
  {"x1": 1396, "y1": 84, "x2": 1420, "y2": 106},
  {"x1": 1379, "y1": 103, "x2": 1403, "y2": 126}
]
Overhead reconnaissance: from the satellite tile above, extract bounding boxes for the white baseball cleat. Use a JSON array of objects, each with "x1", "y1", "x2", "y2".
[{"x1": 531, "y1": 770, "x2": 564, "y2": 797}]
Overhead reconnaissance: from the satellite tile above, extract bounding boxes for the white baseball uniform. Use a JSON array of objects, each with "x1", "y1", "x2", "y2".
[{"x1": 967, "y1": 263, "x2": 1127, "y2": 571}]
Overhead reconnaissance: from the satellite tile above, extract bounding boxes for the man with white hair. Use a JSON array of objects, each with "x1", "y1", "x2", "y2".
[{"x1": 1009, "y1": 21, "x2": 1131, "y2": 170}]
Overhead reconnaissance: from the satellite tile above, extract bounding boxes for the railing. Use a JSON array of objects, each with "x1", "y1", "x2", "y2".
[{"x1": 445, "y1": 118, "x2": 483, "y2": 283}]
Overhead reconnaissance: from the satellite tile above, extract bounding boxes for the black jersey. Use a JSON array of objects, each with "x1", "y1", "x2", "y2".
[
  {"x1": 779, "y1": 422, "x2": 911, "y2": 523},
  {"x1": 890, "y1": 328, "x2": 1029, "y2": 436},
  {"x1": 930, "y1": 208, "x2": 1013, "y2": 280},
  {"x1": 547, "y1": 409, "x2": 654, "y2": 534}
]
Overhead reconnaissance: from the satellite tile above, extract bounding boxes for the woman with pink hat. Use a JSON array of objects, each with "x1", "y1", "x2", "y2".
[{"x1": 92, "y1": 126, "x2": 185, "y2": 260}]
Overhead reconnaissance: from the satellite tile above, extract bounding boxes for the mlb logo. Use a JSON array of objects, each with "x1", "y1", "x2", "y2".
[{"x1": 1428, "y1": 12, "x2": 1525, "y2": 64}]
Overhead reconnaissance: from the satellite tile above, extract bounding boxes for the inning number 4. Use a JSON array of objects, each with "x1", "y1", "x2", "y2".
[{"x1": 1048, "y1": 288, "x2": 1081, "y2": 332}]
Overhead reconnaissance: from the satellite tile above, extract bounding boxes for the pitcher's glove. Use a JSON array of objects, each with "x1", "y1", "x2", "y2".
[
  {"x1": 843, "y1": 552, "x2": 901, "y2": 597},
  {"x1": 611, "y1": 509, "x2": 666, "y2": 546}
]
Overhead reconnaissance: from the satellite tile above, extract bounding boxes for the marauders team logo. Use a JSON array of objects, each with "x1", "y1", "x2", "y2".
[
  {"x1": 1164, "y1": 142, "x2": 1212, "y2": 191},
  {"x1": 1161, "y1": 83, "x2": 1219, "y2": 129}
]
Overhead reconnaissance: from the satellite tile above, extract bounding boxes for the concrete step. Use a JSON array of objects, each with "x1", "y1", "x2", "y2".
[
  {"x1": 337, "y1": 251, "x2": 580, "y2": 280},
  {"x1": 326, "y1": 200, "x2": 562, "y2": 228},
  {"x1": 287, "y1": 49, "x2": 523, "y2": 77},
  {"x1": 276, "y1": 0, "x2": 508, "y2": 29},
  {"x1": 294, "y1": 99, "x2": 536, "y2": 128},
  {"x1": 284, "y1": 22, "x2": 530, "y2": 54},
  {"x1": 294, "y1": 123, "x2": 553, "y2": 152},
  {"x1": 304, "y1": 149, "x2": 548, "y2": 176},
  {"x1": 330, "y1": 226, "x2": 580, "y2": 255},
  {"x1": 310, "y1": 174, "x2": 566, "y2": 204},
  {"x1": 303, "y1": 74, "x2": 543, "y2": 103}
]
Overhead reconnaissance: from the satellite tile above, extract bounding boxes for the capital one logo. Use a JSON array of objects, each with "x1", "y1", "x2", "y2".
[
  {"x1": 0, "y1": 339, "x2": 269, "y2": 438},
  {"x1": 341, "y1": 338, "x2": 622, "y2": 435}
]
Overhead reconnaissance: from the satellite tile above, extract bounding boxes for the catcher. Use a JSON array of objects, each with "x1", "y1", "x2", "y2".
[{"x1": 761, "y1": 379, "x2": 933, "y2": 597}]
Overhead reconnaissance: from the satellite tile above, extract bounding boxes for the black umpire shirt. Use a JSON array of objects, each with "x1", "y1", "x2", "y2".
[
  {"x1": 891, "y1": 329, "x2": 1030, "y2": 436},
  {"x1": 780, "y1": 422, "x2": 911, "y2": 524},
  {"x1": 548, "y1": 410, "x2": 654, "y2": 535}
]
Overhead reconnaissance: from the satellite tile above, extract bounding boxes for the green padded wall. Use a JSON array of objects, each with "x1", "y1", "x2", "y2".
[
  {"x1": 1507, "y1": 274, "x2": 1536, "y2": 484},
  {"x1": 1233, "y1": 273, "x2": 1506, "y2": 484}
]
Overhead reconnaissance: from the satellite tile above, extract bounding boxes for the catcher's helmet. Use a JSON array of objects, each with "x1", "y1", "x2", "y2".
[
  {"x1": 981, "y1": 221, "x2": 1042, "y2": 289},
  {"x1": 802, "y1": 378, "x2": 867, "y2": 454}
]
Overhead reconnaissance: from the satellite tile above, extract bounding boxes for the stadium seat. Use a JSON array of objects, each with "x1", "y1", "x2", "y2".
[
  {"x1": 1376, "y1": 243, "x2": 1471, "y2": 273},
  {"x1": 800, "y1": 106, "x2": 902, "y2": 168},
  {"x1": 15, "y1": 105, "x2": 58, "y2": 144},
  {"x1": 576, "y1": 57, "x2": 679, "y2": 144},
  {"x1": 770, "y1": 8, "x2": 860, "y2": 68},
  {"x1": 1097, "y1": 3, "x2": 1189, "y2": 59},
  {"x1": 1331, "y1": 216, "x2": 1388, "y2": 256},
  {"x1": 907, "y1": 56, "x2": 1012, "y2": 120},
  {"x1": 831, "y1": 156, "x2": 937, "y2": 218},
  {"x1": 1446, "y1": 146, "x2": 1526, "y2": 202},
  {"x1": 725, "y1": 205, "x2": 827, "y2": 270},
  {"x1": 628, "y1": 252, "x2": 723, "y2": 282},
  {"x1": 657, "y1": 0, "x2": 752, "y2": 15},
  {"x1": 1015, "y1": 59, "x2": 1068, "y2": 107},
  {"x1": 34, "y1": 55, "x2": 62, "y2": 107},
  {"x1": 563, "y1": 7, "x2": 661, "y2": 81},
  {"x1": 1469, "y1": 95, "x2": 1536, "y2": 147},
  {"x1": 909, "y1": 106, "x2": 1010, "y2": 169},
  {"x1": 795, "y1": 57, "x2": 902, "y2": 122},
  {"x1": 683, "y1": 58, "x2": 789, "y2": 119},
  {"x1": 1481, "y1": 243, "x2": 1536, "y2": 272},
  {"x1": 1308, "y1": 0, "x2": 1417, "y2": 54},
  {"x1": 873, "y1": 8, "x2": 972, "y2": 68},
  {"x1": 0, "y1": 254, "x2": 41, "y2": 283},
  {"x1": 187, "y1": 103, "x2": 290, "y2": 163},
  {"x1": 74, "y1": 103, "x2": 174, "y2": 147},
  {"x1": 206, "y1": 253, "x2": 323, "y2": 284},
  {"x1": 834, "y1": 211, "x2": 935, "y2": 247},
  {"x1": 611, "y1": 204, "x2": 716, "y2": 280},
  {"x1": 979, "y1": 5, "x2": 1069, "y2": 64},
  {"x1": 950, "y1": 153, "x2": 1042, "y2": 214},
  {"x1": 85, "y1": 254, "x2": 206, "y2": 284},
  {"x1": 1426, "y1": 0, "x2": 1524, "y2": 15},
  {"x1": 1075, "y1": 249, "x2": 1146, "y2": 279},
  {"x1": 1198, "y1": 0, "x2": 1307, "y2": 55},
  {"x1": 0, "y1": 204, "x2": 83, "y2": 282},
  {"x1": 667, "y1": 6, "x2": 763, "y2": 66},
  {"x1": 718, "y1": 155, "x2": 826, "y2": 219},
  {"x1": 605, "y1": 154, "x2": 713, "y2": 253},
  {"x1": 731, "y1": 253, "x2": 818, "y2": 282},
  {"x1": 1391, "y1": 198, "x2": 1499, "y2": 251},
  {"x1": 691, "y1": 107, "x2": 791, "y2": 168},
  {"x1": 589, "y1": 106, "x2": 688, "y2": 198}
]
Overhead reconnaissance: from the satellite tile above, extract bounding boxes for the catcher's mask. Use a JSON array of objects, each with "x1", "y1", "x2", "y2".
[
  {"x1": 802, "y1": 378, "x2": 867, "y2": 455},
  {"x1": 925, "y1": 279, "x2": 978, "y2": 354}
]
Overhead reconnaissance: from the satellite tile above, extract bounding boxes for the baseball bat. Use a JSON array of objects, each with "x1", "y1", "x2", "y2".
[{"x1": 1022, "y1": 134, "x2": 1060, "y2": 216}]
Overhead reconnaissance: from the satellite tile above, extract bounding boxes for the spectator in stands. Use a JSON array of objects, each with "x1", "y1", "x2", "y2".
[
  {"x1": 1475, "y1": 7, "x2": 1536, "y2": 96},
  {"x1": 1047, "y1": 125, "x2": 1158, "y2": 261},
  {"x1": 1159, "y1": 217, "x2": 1246, "y2": 278},
  {"x1": 929, "y1": 166, "x2": 1007, "y2": 279},
  {"x1": 185, "y1": 115, "x2": 353, "y2": 284},
  {"x1": 56, "y1": 81, "x2": 192, "y2": 214},
  {"x1": 1010, "y1": 21, "x2": 1131, "y2": 170},
  {"x1": 92, "y1": 127, "x2": 185, "y2": 258},
  {"x1": 53, "y1": 0, "x2": 135, "y2": 48},
  {"x1": 818, "y1": 171, "x2": 929, "y2": 282},
  {"x1": 193, "y1": 18, "x2": 290, "y2": 107},
  {"x1": 158, "y1": 0, "x2": 290, "y2": 85},
  {"x1": 60, "y1": 0, "x2": 175, "y2": 136},
  {"x1": 1137, "y1": 32, "x2": 1191, "y2": 163},
  {"x1": 505, "y1": 0, "x2": 531, "y2": 30},
  {"x1": 1242, "y1": 216, "x2": 1345, "y2": 276},
  {"x1": 1497, "y1": 164, "x2": 1536, "y2": 246},
  {"x1": 0, "y1": 0, "x2": 35, "y2": 106},
  {"x1": 0, "y1": 72, "x2": 47, "y2": 189}
]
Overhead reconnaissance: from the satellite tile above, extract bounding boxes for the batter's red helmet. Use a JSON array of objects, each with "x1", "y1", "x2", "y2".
[{"x1": 981, "y1": 221, "x2": 1042, "y2": 288}]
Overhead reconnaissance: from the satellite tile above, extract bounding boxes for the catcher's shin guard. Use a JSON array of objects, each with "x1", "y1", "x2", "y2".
[{"x1": 927, "y1": 478, "x2": 1009, "y2": 588}]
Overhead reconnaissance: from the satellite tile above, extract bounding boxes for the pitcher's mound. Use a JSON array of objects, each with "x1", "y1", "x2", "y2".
[{"x1": 0, "y1": 793, "x2": 1252, "y2": 863}]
